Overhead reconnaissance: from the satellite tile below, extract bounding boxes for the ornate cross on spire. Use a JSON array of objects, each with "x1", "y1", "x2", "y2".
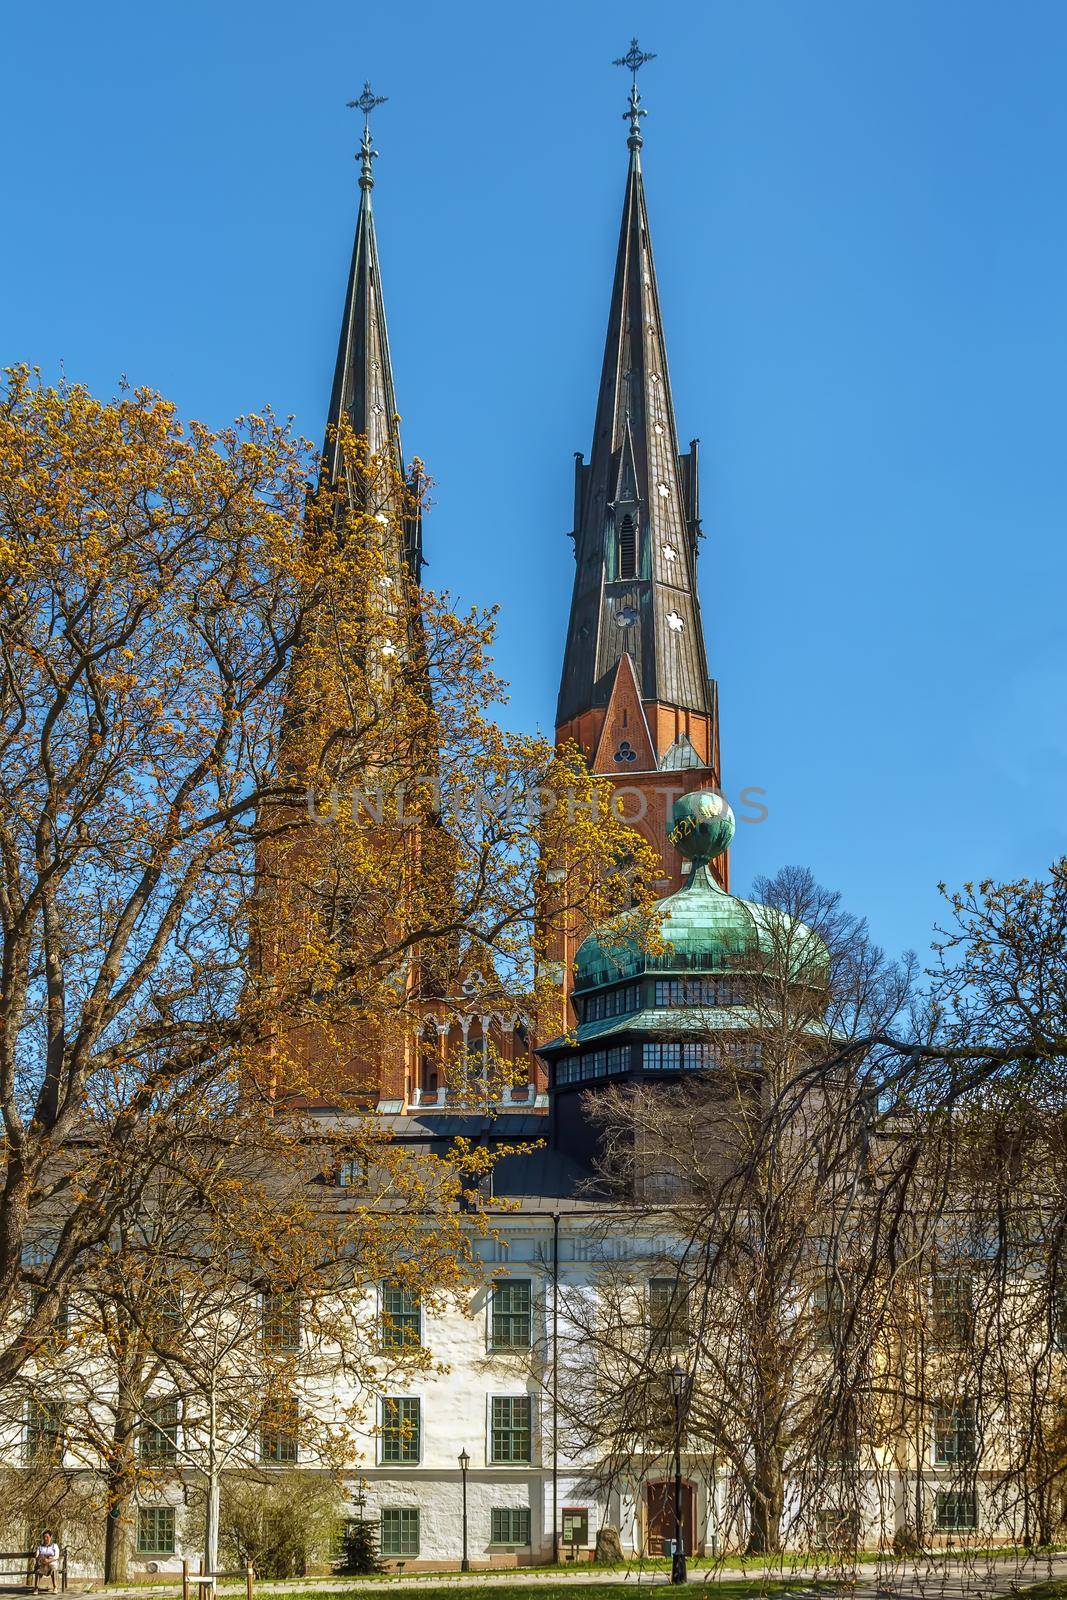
[
  {"x1": 613, "y1": 37, "x2": 656, "y2": 150},
  {"x1": 347, "y1": 80, "x2": 388, "y2": 190}
]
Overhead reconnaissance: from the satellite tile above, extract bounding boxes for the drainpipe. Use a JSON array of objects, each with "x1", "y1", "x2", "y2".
[{"x1": 552, "y1": 1210, "x2": 560, "y2": 1565}]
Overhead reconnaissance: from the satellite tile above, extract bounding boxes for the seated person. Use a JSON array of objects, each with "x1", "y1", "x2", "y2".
[{"x1": 34, "y1": 1533, "x2": 59, "y2": 1592}]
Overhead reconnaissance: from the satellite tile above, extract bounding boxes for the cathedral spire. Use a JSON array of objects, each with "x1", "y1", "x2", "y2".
[
  {"x1": 322, "y1": 84, "x2": 422, "y2": 576},
  {"x1": 556, "y1": 46, "x2": 714, "y2": 744}
]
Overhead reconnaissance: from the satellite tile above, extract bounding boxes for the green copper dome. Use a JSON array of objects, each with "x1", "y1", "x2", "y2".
[{"x1": 573, "y1": 792, "x2": 828, "y2": 991}]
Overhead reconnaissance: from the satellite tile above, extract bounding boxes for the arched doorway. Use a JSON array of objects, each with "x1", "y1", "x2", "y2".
[{"x1": 644, "y1": 1480, "x2": 697, "y2": 1557}]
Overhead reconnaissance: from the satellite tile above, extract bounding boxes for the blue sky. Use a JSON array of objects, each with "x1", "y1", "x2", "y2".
[{"x1": 4, "y1": 0, "x2": 1065, "y2": 967}]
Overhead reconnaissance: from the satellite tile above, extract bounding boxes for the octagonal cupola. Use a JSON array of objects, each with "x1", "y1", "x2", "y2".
[{"x1": 538, "y1": 791, "x2": 829, "y2": 1163}]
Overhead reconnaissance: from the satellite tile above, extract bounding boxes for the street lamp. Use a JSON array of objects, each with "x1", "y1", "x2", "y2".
[
  {"x1": 458, "y1": 1449, "x2": 471, "y2": 1572},
  {"x1": 669, "y1": 1362, "x2": 688, "y2": 1585}
]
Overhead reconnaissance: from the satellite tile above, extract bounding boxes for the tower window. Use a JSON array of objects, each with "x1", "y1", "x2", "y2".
[{"x1": 618, "y1": 513, "x2": 637, "y2": 579}]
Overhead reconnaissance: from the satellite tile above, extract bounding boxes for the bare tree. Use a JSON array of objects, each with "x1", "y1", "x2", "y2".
[{"x1": 556, "y1": 866, "x2": 916, "y2": 1557}]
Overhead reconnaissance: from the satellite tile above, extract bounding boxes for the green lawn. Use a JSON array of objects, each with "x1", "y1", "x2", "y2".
[{"x1": 274, "y1": 1584, "x2": 839, "y2": 1600}]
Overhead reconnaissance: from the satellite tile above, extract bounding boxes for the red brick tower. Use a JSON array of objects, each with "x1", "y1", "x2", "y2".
[{"x1": 553, "y1": 48, "x2": 725, "y2": 1017}]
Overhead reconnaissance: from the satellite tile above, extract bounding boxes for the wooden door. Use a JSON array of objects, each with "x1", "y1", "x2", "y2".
[{"x1": 645, "y1": 1480, "x2": 696, "y2": 1556}]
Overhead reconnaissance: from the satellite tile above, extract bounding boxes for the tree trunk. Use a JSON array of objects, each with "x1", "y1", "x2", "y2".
[
  {"x1": 745, "y1": 1455, "x2": 785, "y2": 1556},
  {"x1": 203, "y1": 1394, "x2": 221, "y2": 1581},
  {"x1": 103, "y1": 1404, "x2": 138, "y2": 1582}
]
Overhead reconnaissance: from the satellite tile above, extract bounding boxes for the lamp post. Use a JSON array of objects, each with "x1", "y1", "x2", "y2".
[
  {"x1": 669, "y1": 1362, "x2": 688, "y2": 1585},
  {"x1": 458, "y1": 1449, "x2": 470, "y2": 1572}
]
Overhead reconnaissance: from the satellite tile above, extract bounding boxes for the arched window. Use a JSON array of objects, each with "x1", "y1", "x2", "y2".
[{"x1": 617, "y1": 513, "x2": 637, "y2": 580}]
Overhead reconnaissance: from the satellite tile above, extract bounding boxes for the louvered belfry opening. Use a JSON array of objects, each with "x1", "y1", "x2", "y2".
[{"x1": 617, "y1": 511, "x2": 637, "y2": 579}]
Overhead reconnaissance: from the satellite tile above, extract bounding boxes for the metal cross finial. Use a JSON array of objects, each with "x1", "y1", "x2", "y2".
[
  {"x1": 614, "y1": 37, "x2": 656, "y2": 78},
  {"x1": 347, "y1": 80, "x2": 388, "y2": 190},
  {"x1": 613, "y1": 38, "x2": 655, "y2": 150}
]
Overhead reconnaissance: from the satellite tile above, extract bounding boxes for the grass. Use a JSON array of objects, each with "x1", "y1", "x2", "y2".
[{"x1": 278, "y1": 1585, "x2": 840, "y2": 1600}]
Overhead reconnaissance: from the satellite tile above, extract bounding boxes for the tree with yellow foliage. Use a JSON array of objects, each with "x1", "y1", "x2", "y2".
[{"x1": 0, "y1": 366, "x2": 658, "y2": 1394}]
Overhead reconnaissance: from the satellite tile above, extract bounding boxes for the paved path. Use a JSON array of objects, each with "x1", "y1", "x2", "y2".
[{"x1": 75, "y1": 1553, "x2": 1067, "y2": 1600}]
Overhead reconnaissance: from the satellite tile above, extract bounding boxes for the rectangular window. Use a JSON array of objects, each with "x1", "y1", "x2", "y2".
[
  {"x1": 381, "y1": 1285, "x2": 421, "y2": 1349},
  {"x1": 25, "y1": 1398, "x2": 63, "y2": 1465},
  {"x1": 934, "y1": 1402, "x2": 977, "y2": 1466},
  {"x1": 653, "y1": 977, "x2": 746, "y2": 1008},
  {"x1": 491, "y1": 1279, "x2": 532, "y2": 1350},
  {"x1": 490, "y1": 1507, "x2": 531, "y2": 1547},
  {"x1": 137, "y1": 1506, "x2": 176, "y2": 1555},
  {"x1": 814, "y1": 1275, "x2": 852, "y2": 1347},
  {"x1": 261, "y1": 1291, "x2": 300, "y2": 1353},
  {"x1": 561, "y1": 1507, "x2": 589, "y2": 1547},
  {"x1": 490, "y1": 1396, "x2": 532, "y2": 1464},
  {"x1": 29, "y1": 1287, "x2": 69, "y2": 1344},
  {"x1": 642, "y1": 1042, "x2": 682, "y2": 1071},
  {"x1": 157, "y1": 1284, "x2": 182, "y2": 1334},
  {"x1": 932, "y1": 1271, "x2": 973, "y2": 1345},
  {"x1": 649, "y1": 1277, "x2": 689, "y2": 1347},
  {"x1": 613, "y1": 984, "x2": 639, "y2": 1019},
  {"x1": 255, "y1": 1408, "x2": 295, "y2": 1465},
  {"x1": 935, "y1": 1491, "x2": 977, "y2": 1532},
  {"x1": 337, "y1": 1158, "x2": 364, "y2": 1188},
  {"x1": 381, "y1": 1398, "x2": 421, "y2": 1464},
  {"x1": 140, "y1": 1396, "x2": 179, "y2": 1464},
  {"x1": 380, "y1": 1508, "x2": 419, "y2": 1558}
]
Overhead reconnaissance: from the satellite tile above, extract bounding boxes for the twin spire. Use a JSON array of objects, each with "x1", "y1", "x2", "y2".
[{"x1": 322, "y1": 48, "x2": 715, "y2": 739}]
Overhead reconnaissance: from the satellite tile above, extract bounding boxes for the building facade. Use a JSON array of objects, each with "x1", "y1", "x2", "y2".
[{"x1": 20, "y1": 60, "x2": 1047, "y2": 1582}]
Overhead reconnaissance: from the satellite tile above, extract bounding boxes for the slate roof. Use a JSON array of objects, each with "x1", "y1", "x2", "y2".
[{"x1": 557, "y1": 137, "x2": 713, "y2": 725}]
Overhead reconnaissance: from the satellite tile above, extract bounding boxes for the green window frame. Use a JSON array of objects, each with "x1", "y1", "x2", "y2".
[
  {"x1": 491, "y1": 1279, "x2": 532, "y2": 1350},
  {"x1": 381, "y1": 1398, "x2": 420, "y2": 1464},
  {"x1": 934, "y1": 1402, "x2": 977, "y2": 1466},
  {"x1": 25, "y1": 1398, "x2": 63, "y2": 1465},
  {"x1": 140, "y1": 1396, "x2": 179, "y2": 1464},
  {"x1": 259, "y1": 1424, "x2": 298, "y2": 1464},
  {"x1": 261, "y1": 1291, "x2": 300, "y2": 1353},
  {"x1": 28, "y1": 1287, "x2": 69, "y2": 1344},
  {"x1": 380, "y1": 1508, "x2": 419, "y2": 1557},
  {"x1": 490, "y1": 1507, "x2": 531, "y2": 1547},
  {"x1": 490, "y1": 1395, "x2": 532, "y2": 1464},
  {"x1": 381, "y1": 1285, "x2": 421, "y2": 1349},
  {"x1": 935, "y1": 1491, "x2": 977, "y2": 1532},
  {"x1": 137, "y1": 1506, "x2": 176, "y2": 1555},
  {"x1": 814, "y1": 1274, "x2": 855, "y2": 1347},
  {"x1": 156, "y1": 1284, "x2": 182, "y2": 1336},
  {"x1": 931, "y1": 1271, "x2": 973, "y2": 1345}
]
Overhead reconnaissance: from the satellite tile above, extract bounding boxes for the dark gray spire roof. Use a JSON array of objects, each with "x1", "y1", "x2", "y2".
[
  {"x1": 323, "y1": 145, "x2": 401, "y2": 478},
  {"x1": 321, "y1": 100, "x2": 423, "y2": 580},
  {"x1": 557, "y1": 143, "x2": 713, "y2": 727}
]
